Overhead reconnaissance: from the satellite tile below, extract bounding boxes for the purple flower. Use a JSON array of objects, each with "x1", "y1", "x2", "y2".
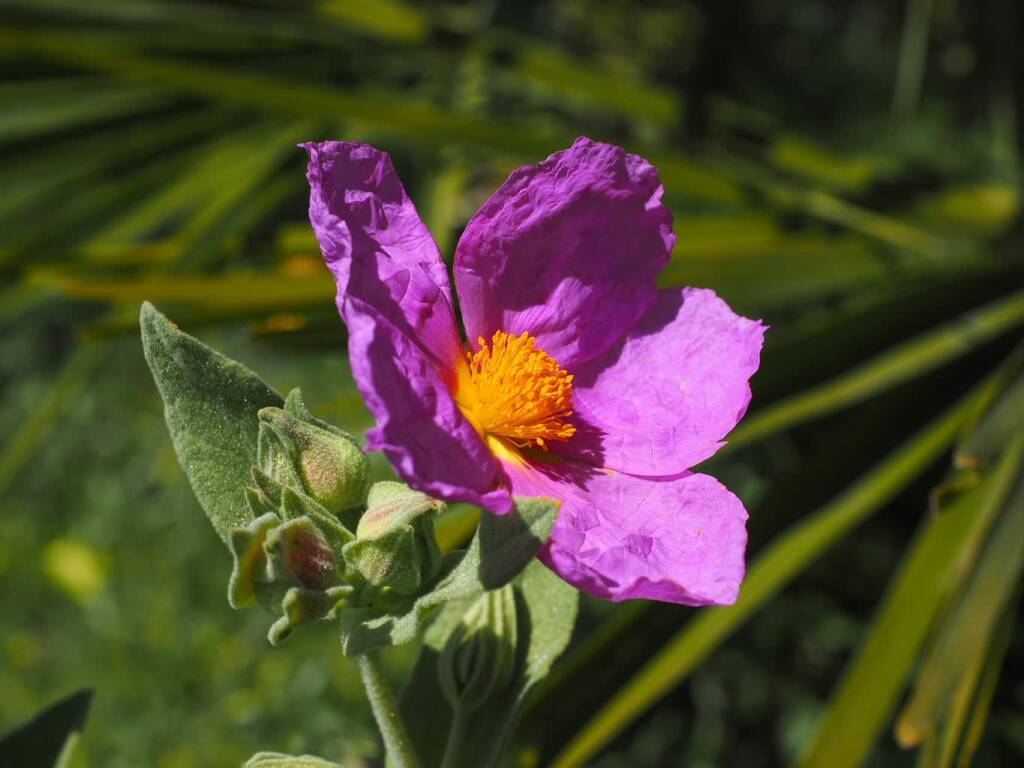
[{"x1": 303, "y1": 137, "x2": 765, "y2": 606}]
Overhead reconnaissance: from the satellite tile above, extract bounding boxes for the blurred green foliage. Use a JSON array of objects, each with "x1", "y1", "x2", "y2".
[{"x1": 2, "y1": 1, "x2": 1023, "y2": 766}]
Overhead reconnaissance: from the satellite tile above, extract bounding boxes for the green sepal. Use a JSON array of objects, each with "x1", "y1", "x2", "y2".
[
  {"x1": 280, "y1": 487, "x2": 354, "y2": 562},
  {"x1": 338, "y1": 496, "x2": 559, "y2": 655},
  {"x1": 283, "y1": 388, "x2": 314, "y2": 419},
  {"x1": 244, "y1": 751, "x2": 342, "y2": 767},
  {"x1": 249, "y1": 467, "x2": 284, "y2": 511},
  {"x1": 227, "y1": 513, "x2": 281, "y2": 609},
  {"x1": 343, "y1": 481, "x2": 444, "y2": 595},
  {"x1": 268, "y1": 585, "x2": 351, "y2": 646},
  {"x1": 250, "y1": 469, "x2": 355, "y2": 563},
  {"x1": 283, "y1": 388, "x2": 359, "y2": 443},
  {"x1": 343, "y1": 524, "x2": 430, "y2": 596},
  {"x1": 245, "y1": 485, "x2": 277, "y2": 519},
  {"x1": 257, "y1": 391, "x2": 370, "y2": 515},
  {"x1": 140, "y1": 302, "x2": 283, "y2": 544},
  {"x1": 357, "y1": 481, "x2": 442, "y2": 538},
  {"x1": 257, "y1": 412, "x2": 304, "y2": 493}
]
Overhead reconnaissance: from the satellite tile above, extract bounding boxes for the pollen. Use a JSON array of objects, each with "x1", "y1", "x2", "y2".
[{"x1": 456, "y1": 330, "x2": 576, "y2": 451}]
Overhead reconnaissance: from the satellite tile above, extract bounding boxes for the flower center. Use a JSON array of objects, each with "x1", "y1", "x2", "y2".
[{"x1": 455, "y1": 330, "x2": 575, "y2": 451}]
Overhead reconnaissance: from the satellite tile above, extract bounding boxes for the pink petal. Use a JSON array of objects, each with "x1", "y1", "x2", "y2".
[
  {"x1": 346, "y1": 295, "x2": 513, "y2": 514},
  {"x1": 303, "y1": 141, "x2": 463, "y2": 368},
  {"x1": 303, "y1": 140, "x2": 511, "y2": 513},
  {"x1": 553, "y1": 287, "x2": 766, "y2": 476},
  {"x1": 454, "y1": 137, "x2": 674, "y2": 368},
  {"x1": 505, "y1": 459, "x2": 748, "y2": 605}
]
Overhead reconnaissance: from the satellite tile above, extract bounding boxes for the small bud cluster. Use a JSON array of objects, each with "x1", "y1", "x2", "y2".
[{"x1": 227, "y1": 388, "x2": 447, "y2": 645}]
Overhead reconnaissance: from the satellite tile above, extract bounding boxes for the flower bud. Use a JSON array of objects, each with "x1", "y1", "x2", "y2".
[
  {"x1": 264, "y1": 517, "x2": 337, "y2": 591},
  {"x1": 439, "y1": 586, "x2": 518, "y2": 714},
  {"x1": 228, "y1": 512, "x2": 353, "y2": 645},
  {"x1": 356, "y1": 482, "x2": 442, "y2": 538},
  {"x1": 257, "y1": 406, "x2": 369, "y2": 515},
  {"x1": 342, "y1": 482, "x2": 444, "y2": 595}
]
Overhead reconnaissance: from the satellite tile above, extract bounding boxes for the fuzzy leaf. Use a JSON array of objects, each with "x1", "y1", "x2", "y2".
[
  {"x1": 140, "y1": 302, "x2": 283, "y2": 544},
  {"x1": 401, "y1": 561, "x2": 578, "y2": 767},
  {"x1": 474, "y1": 497, "x2": 559, "y2": 589},
  {"x1": 438, "y1": 586, "x2": 520, "y2": 714},
  {"x1": 338, "y1": 496, "x2": 558, "y2": 654},
  {"x1": 517, "y1": 559, "x2": 579, "y2": 689}
]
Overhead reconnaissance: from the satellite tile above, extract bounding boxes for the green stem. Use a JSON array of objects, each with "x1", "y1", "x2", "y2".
[
  {"x1": 439, "y1": 710, "x2": 469, "y2": 768},
  {"x1": 356, "y1": 651, "x2": 419, "y2": 768}
]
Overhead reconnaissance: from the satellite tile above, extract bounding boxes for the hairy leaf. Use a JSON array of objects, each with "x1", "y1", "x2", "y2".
[
  {"x1": 140, "y1": 302, "x2": 283, "y2": 543},
  {"x1": 402, "y1": 561, "x2": 578, "y2": 767}
]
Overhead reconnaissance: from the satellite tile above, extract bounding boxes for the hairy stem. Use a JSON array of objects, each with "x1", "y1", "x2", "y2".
[{"x1": 356, "y1": 651, "x2": 419, "y2": 768}]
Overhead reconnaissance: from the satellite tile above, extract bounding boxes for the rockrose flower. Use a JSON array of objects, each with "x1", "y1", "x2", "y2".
[{"x1": 303, "y1": 137, "x2": 765, "y2": 606}]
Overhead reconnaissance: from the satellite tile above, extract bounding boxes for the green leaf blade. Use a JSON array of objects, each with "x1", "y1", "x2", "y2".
[
  {"x1": 896, "y1": 437, "x2": 1024, "y2": 747},
  {"x1": 401, "y1": 560, "x2": 578, "y2": 768},
  {"x1": 0, "y1": 689, "x2": 93, "y2": 768},
  {"x1": 140, "y1": 302, "x2": 283, "y2": 543},
  {"x1": 798, "y1": 478, "x2": 1003, "y2": 768},
  {"x1": 551, "y1": 383, "x2": 984, "y2": 768},
  {"x1": 244, "y1": 753, "x2": 341, "y2": 768}
]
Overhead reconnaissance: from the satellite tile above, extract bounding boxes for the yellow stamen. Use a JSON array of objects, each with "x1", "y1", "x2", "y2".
[{"x1": 454, "y1": 330, "x2": 575, "y2": 451}]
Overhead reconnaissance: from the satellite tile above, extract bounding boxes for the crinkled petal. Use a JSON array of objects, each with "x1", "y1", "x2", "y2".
[
  {"x1": 345, "y1": 296, "x2": 513, "y2": 514},
  {"x1": 304, "y1": 140, "x2": 462, "y2": 368},
  {"x1": 553, "y1": 287, "x2": 765, "y2": 476},
  {"x1": 504, "y1": 460, "x2": 748, "y2": 605},
  {"x1": 454, "y1": 137, "x2": 674, "y2": 368}
]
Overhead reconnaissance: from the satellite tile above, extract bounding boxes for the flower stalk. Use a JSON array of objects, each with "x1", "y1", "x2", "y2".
[{"x1": 356, "y1": 651, "x2": 419, "y2": 768}]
